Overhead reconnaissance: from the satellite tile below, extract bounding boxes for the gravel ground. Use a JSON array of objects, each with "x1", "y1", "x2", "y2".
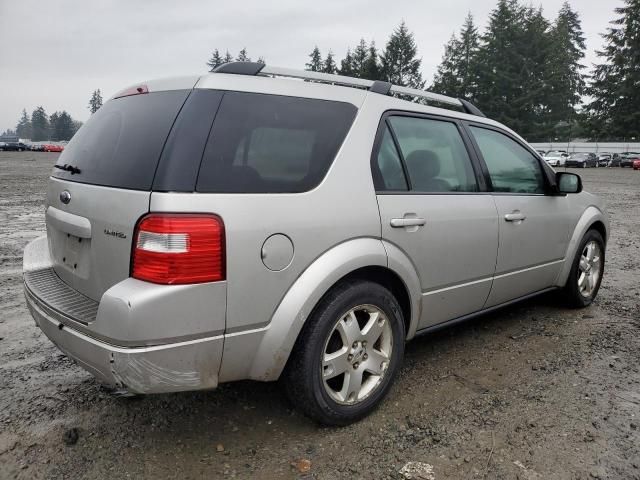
[{"x1": 0, "y1": 151, "x2": 639, "y2": 480}]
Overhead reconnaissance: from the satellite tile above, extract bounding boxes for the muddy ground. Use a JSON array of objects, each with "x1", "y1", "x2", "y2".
[{"x1": 0, "y1": 151, "x2": 638, "y2": 479}]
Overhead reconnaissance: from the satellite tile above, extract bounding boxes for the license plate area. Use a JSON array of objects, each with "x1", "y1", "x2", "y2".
[{"x1": 50, "y1": 231, "x2": 92, "y2": 280}]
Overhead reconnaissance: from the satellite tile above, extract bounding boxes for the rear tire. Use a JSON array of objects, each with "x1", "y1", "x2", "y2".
[
  {"x1": 282, "y1": 280, "x2": 405, "y2": 426},
  {"x1": 562, "y1": 230, "x2": 605, "y2": 308}
]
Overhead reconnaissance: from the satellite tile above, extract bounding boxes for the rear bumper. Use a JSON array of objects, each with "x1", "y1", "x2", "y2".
[{"x1": 23, "y1": 236, "x2": 224, "y2": 394}]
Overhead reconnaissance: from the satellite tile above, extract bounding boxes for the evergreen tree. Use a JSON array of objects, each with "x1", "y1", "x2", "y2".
[
  {"x1": 56, "y1": 111, "x2": 75, "y2": 140},
  {"x1": 474, "y1": 0, "x2": 528, "y2": 131},
  {"x1": 49, "y1": 112, "x2": 60, "y2": 140},
  {"x1": 31, "y1": 107, "x2": 49, "y2": 141},
  {"x1": 207, "y1": 49, "x2": 224, "y2": 71},
  {"x1": 88, "y1": 89, "x2": 103, "y2": 114},
  {"x1": 380, "y1": 21, "x2": 424, "y2": 88},
  {"x1": 363, "y1": 41, "x2": 382, "y2": 80},
  {"x1": 351, "y1": 39, "x2": 369, "y2": 78},
  {"x1": 306, "y1": 46, "x2": 323, "y2": 71},
  {"x1": 236, "y1": 48, "x2": 251, "y2": 62},
  {"x1": 585, "y1": 0, "x2": 640, "y2": 139},
  {"x1": 322, "y1": 51, "x2": 337, "y2": 74},
  {"x1": 431, "y1": 33, "x2": 462, "y2": 96},
  {"x1": 223, "y1": 51, "x2": 233, "y2": 64},
  {"x1": 15, "y1": 109, "x2": 31, "y2": 139},
  {"x1": 546, "y1": 2, "x2": 586, "y2": 133},
  {"x1": 339, "y1": 48, "x2": 355, "y2": 76},
  {"x1": 257, "y1": 56, "x2": 266, "y2": 64}
]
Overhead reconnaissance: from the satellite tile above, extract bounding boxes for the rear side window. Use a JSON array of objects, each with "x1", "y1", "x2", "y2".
[
  {"x1": 196, "y1": 92, "x2": 357, "y2": 193},
  {"x1": 53, "y1": 90, "x2": 189, "y2": 190},
  {"x1": 373, "y1": 126, "x2": 408, "y2": 191},
  {"x1": 388, "y1": 116, "x2": 478, "y2": 192}
]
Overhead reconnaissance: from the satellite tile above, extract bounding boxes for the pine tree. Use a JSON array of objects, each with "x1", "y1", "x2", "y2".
[
  {"x1": 546, "y1": 2, "x2": 586, "y2": 135},
  {"x1": 339, "y1": 48, "x2": 355, "y2": 76},
  {"x1": 88, "y1": 89, "x2": 103, "y2": 114},
  {"x1": 380, "y1": 21, "x2": 424, "y2": 89},
  {"x1": 56, "y1": 111, "x2": 75, "y2": 140},
  {"x1": 474, "y1": 0, "x2": 528, "y2": 131},
  {"x1": 15, "y1": 109, "x2": 31, "y2": 139},
  {"x1": 363, "y1": 41, "x2": 382, "y2": 80},
  {"x1": 223, "y1": 51, "x2": 233, "y2": 64},
  {"x1": 431, "y1": 33, "x2": 462, "y2": 96},
  {"x1": 49, "y1": 112, "x2": 60, "y2": 140},
  {"x1": 31, "y1": 107, "x2": 49, "y2": 141},
  {"x1": 351, "y1": 39, "x2": 369, "y2": 78},
  {"x1": 323, "y1": 51, "x2": 337, "y2": 74},
  {"x1": 207, "y1": 49, "x2": 224, "y2": 71},
  {"x1": 236, "y1": 48, "x2": 250, "y2": 62},
  {"x1": 306, "y1": 46, "x2": 323, "y2": 71},
  {"x1": 585, "y1": 0, "x2": 640, "y2": 139},
  {"x1": 257, "y1": 56, "x2": 266, "y2": 64}
]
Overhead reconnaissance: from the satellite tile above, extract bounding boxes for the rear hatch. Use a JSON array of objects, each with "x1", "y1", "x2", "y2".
[{"x1": 47, "y1": 84, "x2": 193, "y2": 301}]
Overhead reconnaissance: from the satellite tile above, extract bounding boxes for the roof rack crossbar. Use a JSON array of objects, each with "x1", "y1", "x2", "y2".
[{"x1": 215, "y1": 62, "x2": 484, "y2": 115}]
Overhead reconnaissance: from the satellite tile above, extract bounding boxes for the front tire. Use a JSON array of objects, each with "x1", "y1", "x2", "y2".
[
  {"x1": 283, "y1": 280, "x2": 405, "y2": 426},
  {"x1": 563, "y1": 230, "x2": 605, "y2": 308}
]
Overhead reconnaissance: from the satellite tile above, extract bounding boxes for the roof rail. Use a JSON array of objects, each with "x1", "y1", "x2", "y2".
[{"x1": 212, "y1": 62, "x2": 485, "y2": 117}]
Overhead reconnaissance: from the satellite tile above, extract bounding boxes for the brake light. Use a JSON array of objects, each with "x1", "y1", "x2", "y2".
[
  {"x1": 132, "y1": 214, "x2": 225, "y2": 284},
  {"x1": 114, "y1": 84, "x2": 149, "y2": 99}
]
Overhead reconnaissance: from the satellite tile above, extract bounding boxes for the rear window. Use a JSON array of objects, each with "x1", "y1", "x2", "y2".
[
  {"x1": 196, "y1": 92, "x2": 357, "y2": 193},
  {"x1": 52, "y1": 90, "x2": 189, "y2": 190}
]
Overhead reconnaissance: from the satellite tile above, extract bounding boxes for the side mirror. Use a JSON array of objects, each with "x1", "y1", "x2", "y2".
[{"x1": 556, "y1": 172, "x2": 582, "y2": 194}]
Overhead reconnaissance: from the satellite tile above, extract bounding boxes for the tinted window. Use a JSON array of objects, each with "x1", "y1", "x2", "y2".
[
  {"x1": 53, "y1": 90, "x2": 189, "y2": 190},
  {"x1": 470, "y1": 126, "x2": 545, "y2": 194},
  {"x1": 373, "y1": 126, "x2": 408, "y2": 191},
  {"x1": 388, "y1": 116, "x2": 477, "y2": 192},
  {"x1": 197, "y1": 92, "x2": 357, "y2": 193}
]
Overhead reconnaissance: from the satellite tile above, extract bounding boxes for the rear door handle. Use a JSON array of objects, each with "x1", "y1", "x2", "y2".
[
  {"x1": 504, "y1": 211, "x2": 526, "y2": 222},
  {"x1": 390, "y1": 218, "x2": 426, "y2": 228}
]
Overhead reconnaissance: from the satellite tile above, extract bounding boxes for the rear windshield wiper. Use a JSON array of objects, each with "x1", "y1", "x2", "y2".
[{"x1": 54, "y1": 164, "x2": 82, "y2": 175}]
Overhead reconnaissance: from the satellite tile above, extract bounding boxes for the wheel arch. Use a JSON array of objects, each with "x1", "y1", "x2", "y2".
[
  {"x1": 243, "y1": 237, "x2": 421, "y2": 382},
  {"x1": 556, "y1": 206, "x2": 609, "y2": 287}
]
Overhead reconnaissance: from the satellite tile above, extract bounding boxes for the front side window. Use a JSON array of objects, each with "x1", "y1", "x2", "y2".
[
  {"x1": 196, "y1": 92, "x2": 357, "y2": 193},
  {"x1": 469, "y1": 126, "x2": 545, "y2": 194},
  {"x1": 387, "y1": 116, "x2": 478, "y2": 193}
]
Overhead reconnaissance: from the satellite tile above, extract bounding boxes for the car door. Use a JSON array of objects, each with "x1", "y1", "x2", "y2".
[
  {"x1": 373, "y1": 113, "x2": 499, "y2": 330},
  {"x1": 466, "y1": 124, "x2": 571, "y2": 307}
]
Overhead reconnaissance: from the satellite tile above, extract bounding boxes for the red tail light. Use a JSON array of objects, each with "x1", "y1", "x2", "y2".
[{"x1": 132, "y1": 214, "x2": 225, "y2": 285}]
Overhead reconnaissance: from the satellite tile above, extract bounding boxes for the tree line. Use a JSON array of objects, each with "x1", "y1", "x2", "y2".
[
  {"x1": 206, "y1": 0, "x2": 640, "y2": 142},
  {"x1": 3, "y1": 89, "x2": 105, "y2": 142}
]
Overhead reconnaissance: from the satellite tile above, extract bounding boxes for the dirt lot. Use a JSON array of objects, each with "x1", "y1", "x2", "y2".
[{"x1": 0, "y1": 151, "x2": 638, "y2": 479}]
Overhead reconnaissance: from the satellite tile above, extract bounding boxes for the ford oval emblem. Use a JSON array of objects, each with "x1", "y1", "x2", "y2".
[{"x1": 60, "y1": 190, "x2": 71, "y2": 204}]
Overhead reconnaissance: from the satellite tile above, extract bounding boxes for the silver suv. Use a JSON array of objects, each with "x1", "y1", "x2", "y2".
[{"x1": 23, "y1": 63, "x2": 608, "y2": 425}]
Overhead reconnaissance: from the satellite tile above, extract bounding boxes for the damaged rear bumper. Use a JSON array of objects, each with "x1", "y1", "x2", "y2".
[
  {"x1": 25, "y1": 287, "x2": 223, "y2": 393},
  {"x1": 23, "y1": 235, "x2": 224, "y2": 394}
]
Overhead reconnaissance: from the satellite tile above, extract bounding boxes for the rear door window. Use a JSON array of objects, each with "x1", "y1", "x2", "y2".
[
  {"x1": 196, "y1": 92, "x2": 357, "y2": 193},
  {"x1": 52, "y1": 90, "x2": 189, "y2": 190}
]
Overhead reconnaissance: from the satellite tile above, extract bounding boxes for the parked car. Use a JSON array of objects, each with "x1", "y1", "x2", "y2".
[
  {"x1": 23, "y1": 62, "x2": 609, "y2": 425},
  {"x1": 3, "y1": 142, "x2": 29, "y2": 151},
  {"x1": 620, "y1": 152, "x2": 640, "y2": 168},
  {"x1": 565, "y1": 152, "x2": 598, "y2": 168},
  {"x1": 43, "y1": 144, "x2": 64, "y2": 152},
  {"x1": 634, "y1": 159, "x2": 640, "y2": 170},
  {"x1": 597, "y1": 153, "x2": 612, "y2": 167},
  {"x1": 543, "y1": 150, "x2": 566, "y2": 167},
  {"x1": 535, "y1": 149, "x2": 546, "y2": 157},
  {"x1": 0, "y1": 142, "x2": 6, "y2": 151}
]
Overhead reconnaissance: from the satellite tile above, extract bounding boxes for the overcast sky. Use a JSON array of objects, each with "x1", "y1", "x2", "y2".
[{"x1": 0, "y1": 0, "x2": 621, "y2": 134}]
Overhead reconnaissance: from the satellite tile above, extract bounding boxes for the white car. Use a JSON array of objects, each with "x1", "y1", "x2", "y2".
[{"x1": 544, "y1": 151, "x2": 566, "y2": 167}]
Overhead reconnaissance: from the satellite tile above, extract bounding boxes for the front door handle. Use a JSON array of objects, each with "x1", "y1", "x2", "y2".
[
  {"x1": 504, "y1": 211, "x2": 526, "y2": 222},
  {"x1": 390, "y1": 217, "x2": 426, "y2": 228}
]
